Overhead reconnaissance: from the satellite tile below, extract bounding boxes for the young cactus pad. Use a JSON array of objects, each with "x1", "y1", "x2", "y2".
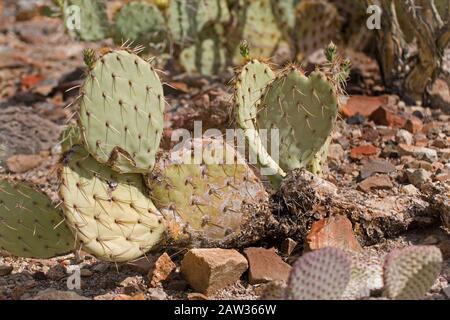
[
  {"x1": 234, "y1": 59, "x2": 285, "y2": 179},
  {"x1": 256, "y1": 66, "x2": 339, "y2": 175},
  {"x1": 146, "y1": 137, "x2": 269, "y2": 247},
  {"x1": 114, "y1": 2, "x2": 168, "y2": 53},
  {"x1": 286, "y1": 247, "x2": 352, "y2": 300},
  {"x1": 59, "y1": 146, "x2": 166, "y2": 262},
  {"x1": 77, "y1": 49, "x2": 164, "y2": 174},
  {"x1": 61, "y1": 0, "x2": 109, "y2": 41},
  {"x1": 383, "y1": 246, "x2": 443, "y2": 300},
  {"x1": 0, "y1": 180, "x2": 74, "y2": 258}
]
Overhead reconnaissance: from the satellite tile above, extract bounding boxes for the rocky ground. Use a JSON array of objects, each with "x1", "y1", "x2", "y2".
[{"x1": 0, "y1": 1, "x2": 449, "y2": 300}]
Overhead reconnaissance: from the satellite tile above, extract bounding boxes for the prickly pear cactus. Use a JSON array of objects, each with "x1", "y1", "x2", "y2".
[
  {"x1": 0, "y1": 180, "x2": 74, "y2": 258},
  {"x1": 59, "y1": 124, "x2": 82, "y2": 153},
  {"x1": 60, "y1": 0, "x2": 109, "y2": 41},
  {"x1": 256, "y1": 65, "x2": 339, "y2": 175},
  {"x1": 59, "y1": 146, "x2": 165, "y2": 262},
  {"x1": 271, "y1": 0, "x2": 300, "y2": 34},
  {"x1": 231, "y1": 0, "x2": 283, "y2": 65},
  {"x1": 291, "y1": 0, "x2": 341, "y2": 60},
  {"x1": 286, "y1": 247, "x2": 352, "y2": 300},
  {"x1": 77, "y1": 49, "x2": 164, "y2": 174},
  {"x1": 167, "y1": 0, "x2": 230, "y2": 46},
  {"x1": 147, "y1": 137, "x2": 269, "y2": 247},
  {"x1": 383, "y1": 246, "x2": 443, "y2": 300},
  {"x1": 179, "y1": 24, "x2": 227, "y2": 75},
  {"x1": 234, "y1": 59, "x2": 285, "y2": 181},
  {"x1": 114, "y1": 2, "x2": 168, "y2": 54}
]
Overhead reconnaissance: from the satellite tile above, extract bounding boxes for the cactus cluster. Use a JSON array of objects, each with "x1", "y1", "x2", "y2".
[{"x1": 279, "y1": 246, "x2": 442, "y2": 300}]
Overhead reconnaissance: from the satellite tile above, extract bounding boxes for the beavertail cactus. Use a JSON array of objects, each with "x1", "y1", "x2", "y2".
[
  {"x1": 179, "y1": 24, "x2": 227, "y2": 75},
  {"x1": 59, "y1": 124, "x2": 82, "y2": 153},
  {"x1": 167, "y1": 0, "x2": 230, "y2": 46},
  {"x1": 0, "y1": 179, "x2": 74, "y2": 258},
  {"x1": 291, "y1": 0, "x2": 341, "y2": 60},
  {"x1": 59, "y1": 0, "x2": 109, "y2": 41},
  {"x1": 383, "y1": 246, "x2": 443, "y2": 300},
  {"x1": 230, "y1": 0, "x2": 283, "y2": 64},
  {"x1": 114, "y1": 2, "x2": 168, "y2": 54},
  {"x1": 286, "y1": 247, "x2": 352, "y2": 300},
  {"x1": 59, "y1": 146, "x2": 165, "y2": 262},
  {"x1": 77, "y1": 48, "x2": 164, "y2": 174},
  {"x1": 147, "y1": 137, "x2": 269, "y2": 247}
]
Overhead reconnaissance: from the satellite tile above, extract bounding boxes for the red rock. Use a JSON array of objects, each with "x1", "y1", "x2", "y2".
[
  {"x1": 21, "y1": 74, "x2": 43, "y2": 89},
  {"x1": 243, "y1": 248, "x2": 292, "y2": 285},
  {"x1": 187, "y1": 293, "x2": 208, "y2": 300},
  {"x1": 148, "y1": 253, "x2": 176, "y2": 287},
  {"x1": 341, "y1": 95, "x2": 390, "y2": 118},
  {"x1": 404, "y1": 117, "x2": 423, "y2": 134},
  {"x1": 113, "y1": 293, "x2": 146, "y2": 300},
  {"x1": 429, "y1": 78, "x2": 450, "y2": 113},
  {"x1": 358, "y1": 175, "x2": 393, "y2": 192},
  {"x1": 350, "y1": 145, "x2": 380, "y2": 159},
  {"x1": 6, "y1": 154, "x2": 43, "y2": 173},
  {"x1": 180, "y1": 249, "x2": 248, "y2": 295},
  {"x1": 369, "y1": 106, "x2": 407, "y2": 127},
  {"x1": 306, "y1": 215, "x2": 362, "y2": 253}
]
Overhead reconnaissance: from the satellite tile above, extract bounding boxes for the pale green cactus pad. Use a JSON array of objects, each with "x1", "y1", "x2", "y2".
[
  {"x1": 286, "y1": 247, "x2": 352, "y2": 300},
  {"x1": 383, "y1": 246, "x2": 443, "y2": 300},
  {"x1": 114, "y1": 2, "x2": 168, "y2": 54},
  {"x1": 62, "y1": 0, "x2": 109, "y2": 41},
  {"x1": 234, "y1": 59, "x2": 285, "y2": 180},
  {"x1": 271, "y1": 0, "x2": 300, "y2": 33},
  {"x1": 78, "y1": 49, "x2": 164, "y2": 174},
  {"x1": 256, "y1": 66, "x2": 339, "y2": 175},
  {"x1": 179, "y1": 24, "x2": 227, "y2": 75},
  {"x1": 59, "y1": 124, "x2": 82, "y2": 153},
  {"x1": 292, "y1": 0, "x2": 341, "y2": 60},
  {"x1": 231, "y1": 0, "x2": 282, "y2": 64},
  {"x1": 147, "y1": 137, "x2": 269, "y2": 247},
  {"x1": 59, "y1": 146, "x2": 166, "y2": 262},
  {"x1": 0, "y1": 180, "x2": 74, "y2": 258},
  {"x1": 167, "y1": 0, "x2": 230, "y2": 45}
]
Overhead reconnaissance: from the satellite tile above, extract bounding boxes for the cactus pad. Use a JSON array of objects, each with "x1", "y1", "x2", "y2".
[
  {"x1": 179, "y1": 24, "x2": 227, "y2": 75},
  {"x1": 231, "y1": 0, "x2": 282, "y2": 64},
  {"x1": 114, "y1": 2, "x2": 168, "y2": 54},
  {"x1": 256, "y1": 66, "x2": 339, "y2": 174},
  {"x1": 59, "y1": 124, "x2": 82, "y2": 153},
  {"x1": 147, "y1": 137, "x2": 268, "y2": 247},
  {"x1": 383, "y1": 246, "x2": 443, "y2": 300},
  {"x1": 59, "y1": 146, "x2": 166, "y2": 262},
  {"x1": 0, "y1": 180, "x2": 74, "y2": 258},
  {"x1": 286, "y1": 247, "x2": 352, "y2": 300},
  {"x1": 78, "y1": 49, "x2": 164, "y2": 174},
  {"x1": 62, "y1": 0, "x2": 109, "y2": 41}
]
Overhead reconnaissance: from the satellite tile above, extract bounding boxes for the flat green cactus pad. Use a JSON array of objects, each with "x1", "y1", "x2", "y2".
[
  {"x1": 59, "y1": 124, "x2": 82, "y2": 153},
  {"x1": 0, "y1": 180, "x2": 74, "y2": 258},
  {"x1": 78, "y1": 49, "x2": 164, "y2": 174},
  {"x1": 256, "y1": 66, "x2": 339, "y2": 174},
  {"x1": 62, "y1": 0, "x2": 109, "y2": 41},
  {"x1": 59, "y1": 146, "x2": 166, "y2": 262},
  {"x1": 147, "y1": 137, "x2": 268, "y2": 246},
  {"x1": 114, "y1": 2, "x2": 168, "y2": 54}
]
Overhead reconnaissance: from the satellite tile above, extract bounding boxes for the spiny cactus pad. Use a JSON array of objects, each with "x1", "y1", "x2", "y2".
[
  {"x1": 286, "y1": 247, "x2": 352, "y2": 300},
  {"x1": 0, "y1": 180, "x2": 74, "y2": 258},
  {"x1": 62, "y1": 0, "x2": 109, "y2": 41},
  {"x1": 256, "y1": 66, "x2": 339, "y2": 174},
  {"x1": 78, "y1": 49, "x2": 164, "y2": 174},
  {"x1": 114, "y1": 2, "x2": 168, "y2": 54},
  {"x1": 59, "y1": 146, "x2": 165, "y2": 262},
  {"x1": 383, "y1": 246, "x2": 443, "y2": 300},
  {"x1": 60, "y1": 124, "x2": 82, "y2": 153},
  {"x1": 234, "y1": 59, "x2": 285, "y2": 179},
  {"x1": 179, "y1": 24, "x2": 227, "y2": 75},
  {"x1": 167, "y1": 0, "x2": 230, "y2": 45},
  {"x1": 292, "y1": 0, "x2": 341, "y2": 59},
  {"x1": 231, "y1": 0, "x2": 282, "y2": 64},
  {"x1": 147, "y1": 137, "x2": 268, "y2": 247}
]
